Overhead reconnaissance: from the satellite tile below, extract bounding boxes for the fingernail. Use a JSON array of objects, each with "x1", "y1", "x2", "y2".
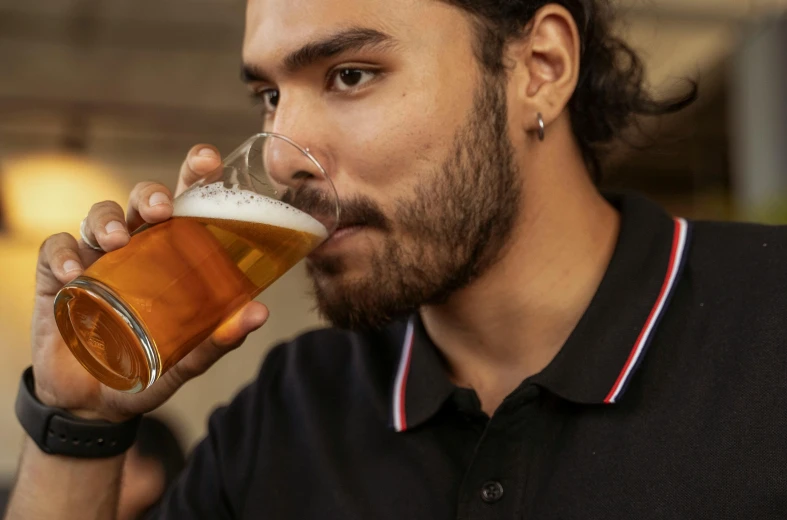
[
  {"x1": 105, "y1": 220, "x2": 126, "y2": 235},
  {"x1": 63, "y1": 260, "x2": 81, "y2": 273},
  {"x1": 149, "y1": 192, "x2": 171, "y2": 207},
  {"x1": 197, "y1": 147, "x2": 217, "y2": 158}
]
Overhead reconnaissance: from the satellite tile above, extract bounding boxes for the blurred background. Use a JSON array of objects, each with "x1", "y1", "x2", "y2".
[{"x1": 0, "y1": 0, "x2": 786, "y2": 489}]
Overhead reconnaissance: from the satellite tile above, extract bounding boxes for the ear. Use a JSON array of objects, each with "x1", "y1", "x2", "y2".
[{"x1": 507, "y1": 4, "x2": 581, "y2": 139}]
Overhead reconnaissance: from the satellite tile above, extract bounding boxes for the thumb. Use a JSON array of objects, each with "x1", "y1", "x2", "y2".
[{"x1": 168, "y1": 301, "x2": 269, "y2": 382}]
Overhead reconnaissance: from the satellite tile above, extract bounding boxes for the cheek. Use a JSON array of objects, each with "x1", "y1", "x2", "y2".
[{"x1": 327, "y1": 82, "x2": 465, "y2": 201}]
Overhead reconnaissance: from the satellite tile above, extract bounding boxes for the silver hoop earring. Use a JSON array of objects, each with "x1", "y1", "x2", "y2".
[{"x1": 537, "y1": 112, "x2": 545, "y2": 142}]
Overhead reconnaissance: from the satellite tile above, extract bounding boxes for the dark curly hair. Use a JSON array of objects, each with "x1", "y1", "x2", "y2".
[{"x1": 441, "y1": 0, "x2": 698, "y2": 183}]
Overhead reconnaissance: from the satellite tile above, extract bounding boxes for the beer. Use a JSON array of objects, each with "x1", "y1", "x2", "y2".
[{"x1": 54, "y1": 184, "x2": 327, "y2": 392}]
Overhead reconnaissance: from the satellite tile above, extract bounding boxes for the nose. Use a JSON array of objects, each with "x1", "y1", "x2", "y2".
[
  {"x1": 264, "y1": 93, "x2": 334, "y2": 182},
  {"x1": 258, "y1": 135, "x2": 323, "y2": 190}
]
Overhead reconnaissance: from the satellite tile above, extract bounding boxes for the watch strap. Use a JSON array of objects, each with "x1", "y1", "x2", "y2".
[{"x1": 15, "y1": 367, "x2": 141, "y2": 458}]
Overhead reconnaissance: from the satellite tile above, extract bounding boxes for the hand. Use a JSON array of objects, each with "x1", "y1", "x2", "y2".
[{"x1": 30, "y1": 145, "x2": 269, "y2": 423}]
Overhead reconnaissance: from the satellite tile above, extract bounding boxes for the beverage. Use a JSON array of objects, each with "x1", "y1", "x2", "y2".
[{"x1": 54, "y1": 184, "x2": 327, "y2": 392}]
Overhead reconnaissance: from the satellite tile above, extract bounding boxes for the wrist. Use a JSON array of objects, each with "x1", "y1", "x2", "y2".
[
  {"x1": 33, "y1": 377, "x2": 127, "y2": 423},
  {"x1": 17, "y1": 367, "x2": 142, "y2": 458}
]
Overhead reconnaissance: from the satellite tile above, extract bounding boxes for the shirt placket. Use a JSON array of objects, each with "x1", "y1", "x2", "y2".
[{"x1": 454, "y1": 385, "x2": 542, "y2": 520}]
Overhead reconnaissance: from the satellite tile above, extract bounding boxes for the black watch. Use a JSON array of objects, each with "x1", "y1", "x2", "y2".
[{"x1": 15, "y1": 367, "x2": 141, "y2": 458}]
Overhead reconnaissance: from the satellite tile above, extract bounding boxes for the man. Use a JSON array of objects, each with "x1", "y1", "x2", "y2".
[{"x1": 7, "y1": 0, "x2": 787, "y2": 518}]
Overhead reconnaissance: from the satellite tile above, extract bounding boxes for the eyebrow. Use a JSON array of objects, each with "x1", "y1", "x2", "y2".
[{"x1": 241, "y1": 27, "x2": 397, "y2": 84}]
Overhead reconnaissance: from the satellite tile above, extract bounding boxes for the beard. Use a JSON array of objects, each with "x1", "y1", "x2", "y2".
[{"x1": 307, "y1": 71, "x2": 521, "y2": 330}]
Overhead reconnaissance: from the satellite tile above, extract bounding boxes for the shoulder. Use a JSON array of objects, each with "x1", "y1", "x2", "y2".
[
  {"x1": 208, "y1": 320, "x2": 407, "y2": 428},
  {"x1": 222, "y1": 321, "x2": 408, "y2": 426},
  {"x1": 687, "y1": 219, "x2": 787, "y2": 288},
  {"x1": 678, "y1": 219, "x2": 787, "y2": 359},
  {"x1": 259, "y1": 323, "x2": 405, "y2": 400},
  {"x1": 690, "y1": 218, "x2": 787, "y2": 256},
  {"x1": 152, "y1": 322, "x2": 408, "y2": 517}
]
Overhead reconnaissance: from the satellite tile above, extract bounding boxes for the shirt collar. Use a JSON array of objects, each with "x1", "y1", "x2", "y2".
[
  {"x1": 389, "y1": 193, "x2": 692, "y2": 432},
  {"x1": 391, "y1": 315, "x2": 455, "y2": 432}
]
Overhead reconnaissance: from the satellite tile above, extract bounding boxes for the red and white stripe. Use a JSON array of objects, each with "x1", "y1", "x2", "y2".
[
  {"x1": 604, "y1": 217, "x2": 689, "y2": 404},
  {"x1": 392, "y1": 318, "x2": 415, "y2": 432}
]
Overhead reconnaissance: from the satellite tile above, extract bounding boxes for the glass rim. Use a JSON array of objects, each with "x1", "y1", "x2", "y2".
[{"x1": 221, "y1": 132, "x2": 341, "y2": 236}]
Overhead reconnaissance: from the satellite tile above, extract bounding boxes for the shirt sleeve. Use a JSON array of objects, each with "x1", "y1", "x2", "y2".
[{"x1": 144, "y1": 344, "x2": 286, "y2": 520}]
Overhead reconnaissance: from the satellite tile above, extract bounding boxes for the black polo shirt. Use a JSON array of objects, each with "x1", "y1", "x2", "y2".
[{"x1": 149, "y1": 193, "x2": 787, "y2": 519}]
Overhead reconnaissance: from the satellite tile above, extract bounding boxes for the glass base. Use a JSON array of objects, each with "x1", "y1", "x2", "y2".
[{"x1": 53, "y1": 277, "x2": 160, "y2": 393}]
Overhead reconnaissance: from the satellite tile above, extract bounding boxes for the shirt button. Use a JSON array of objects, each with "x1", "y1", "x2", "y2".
[{"x1": 480, "y1": 481, "x2": 504, "y2": 503}]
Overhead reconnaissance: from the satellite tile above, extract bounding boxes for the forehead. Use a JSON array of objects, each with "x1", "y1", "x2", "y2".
[{"x1": 243, "y1": 0, "x2": 466, "y2": 59}]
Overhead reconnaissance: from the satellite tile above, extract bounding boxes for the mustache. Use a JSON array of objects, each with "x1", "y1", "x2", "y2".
[
  {"x1": 335, "y1": 195, "x2": 390, "y2": 231},
  {"x1": 280, "y1": 186, "x2": 391, "y2": 232}
]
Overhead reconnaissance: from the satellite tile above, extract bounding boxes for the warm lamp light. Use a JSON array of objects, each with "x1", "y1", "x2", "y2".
[{"x1": 0, "y1": 154, "x2": 129, "y2": 242}]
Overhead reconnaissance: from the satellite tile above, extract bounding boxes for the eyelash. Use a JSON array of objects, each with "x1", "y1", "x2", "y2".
[
  {"x1": 250, "y1": 66, "x2": 381, "y2": 116},
  {"x1": 248, "y1": 91, "x2": 274, "y2": 115}
]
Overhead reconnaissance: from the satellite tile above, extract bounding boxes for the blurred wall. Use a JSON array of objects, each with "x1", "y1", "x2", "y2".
[{"x1": 729, "y1": 17, "x2": 787, "y2": 221}]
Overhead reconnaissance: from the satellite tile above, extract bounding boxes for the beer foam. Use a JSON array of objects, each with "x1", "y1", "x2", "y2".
[{"x1": 173, "y1": 184, "x2": 328, "y2": 238}]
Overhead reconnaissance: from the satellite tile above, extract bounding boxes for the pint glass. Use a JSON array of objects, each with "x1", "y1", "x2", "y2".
[{"x1": 54, "y1": 134, "x2": 339, "y2": 392}]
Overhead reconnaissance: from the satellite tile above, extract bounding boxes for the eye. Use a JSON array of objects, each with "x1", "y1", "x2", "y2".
[
  {"x1": 328, "y1": 68, "x2": 377, "y2": 92},
  {"x1": 258, "y1": 89, "x2": 280, "y2": 114}
]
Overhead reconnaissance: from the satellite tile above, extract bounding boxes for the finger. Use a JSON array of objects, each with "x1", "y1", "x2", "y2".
[
  {"x1": 210, "y1": 301, "x2": 269, "y2": 348},
  {"x1": 37, "y1": 233, "x2": 85, "y2": 296},
  {"x1": 169, "y1": 302, "x2": 269, "y2": 382},
  {"x1": 126, "y1": 181, "x2": 174, "y2": 232},
  {"x1": 175, "y1": 144, "x2": 222, "y2": 197},
  {"x1": 84, "y1": 200, "x2": 130, "y2": 252}
]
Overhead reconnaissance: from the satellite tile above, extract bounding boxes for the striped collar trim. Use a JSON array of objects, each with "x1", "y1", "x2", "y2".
[
  {"x1": 392, "y1": 319, "x2": 415, "y2": 432},
  {"x1": 604, "y1": 217, "x2": 690, "y2": 403}
]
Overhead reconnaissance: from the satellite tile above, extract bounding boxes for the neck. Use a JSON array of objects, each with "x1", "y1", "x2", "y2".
[{"x1": 420, "y1": 131, "x2": 620, "y2": 416}]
